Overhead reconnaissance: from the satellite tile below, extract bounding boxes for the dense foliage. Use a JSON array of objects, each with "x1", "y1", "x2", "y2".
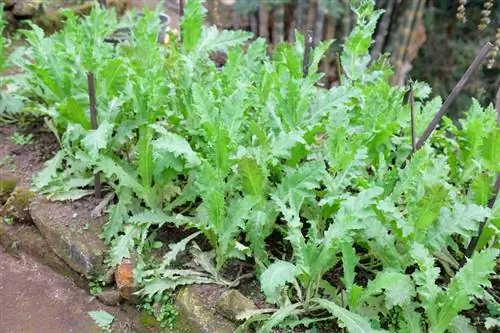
[{"x1": 4, "y1": 0, "x2": 499, "y2": 331}]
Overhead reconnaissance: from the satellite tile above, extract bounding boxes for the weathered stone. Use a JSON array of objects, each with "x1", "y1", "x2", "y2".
[
  {"x1": 96, "y1": 288, "x2": 121, "y2": 306},
  {"x1": 0, "y1": 222, "x2": 87, "y2": 288},
  {"x1": 29, "y1": 198, "x2": 107, "y2": 278},
  {"x1": 32, "y1": 2, "x2": 92, "y2": 33},
  {"x1": 215, "y1": 289, "x2": 257, "y2": 322},
  {"x1": 0, "y1": 187, "x2": 35, "y2": 223},
  {"x1": 103, "y1": 267, "x2": 116, "y2": 285},
  {"x1": 115, "y1": 258, "x2": 140, "y2": 304},
  {"x1": 12, "y1": 0, "x2": 43, "y2": 18},
  {"x1": 175, "y1": 286, "x2": 236, "y2": 333},
  {"x1": 107, "y1": 0, "x2": 129, "y2": 16},
  {"x1": 0, "y1": 173, "x2": 18, "y2": 204}
]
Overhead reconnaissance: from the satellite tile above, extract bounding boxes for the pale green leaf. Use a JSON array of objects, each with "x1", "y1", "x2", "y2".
[
  {"x1": 82, "y1": 121, "x2": 114, "y2": 157},
  {"x1": 260, "y1": 261, "x2": 300, "y2": 303},
  {"x1": 257, "y1": 303, "x2": 304, "y2": 333},
  {"x1": 32, "y1": 150, "x2": 65, "y2": 191},
  {"x1": 181, "y1": 0, "x2": 207, "y2": 51},
  {"x1": 238, "y1": 157, "x2": 265, "y2": 197},
  {"x1": 485, "y1": 317, "x2": 500, "y2": 330},
  {"x1": 48, "y1": 189, "x2": 94, "y2": 201},
  {"x1": 153, "y1": 132, "x2": 201, "y2": 168},
  {"x1": 197, "y1": 26, "x2": 253, "y2": 55},
  {"x1": 161, "y1": 232, "x2": 202, "y2": 269},
  {"x1": 141, "y1": 275, "x2": 214, "y2": 297},
  {"x1": 449, "y1": 316, "x2": 476, "y2": 333},
  {"x1": 314, "y1": 298, "x2": 386, "y2": 333},
  {"x1": 109, "y1": 225, "x2": 137, "y2": 266},
  {"x1": 341, "y1": 242, "x2": 359, "y2": 291},
  {"x1": 363, "y1": 270, "x2": 415, "y2": 308},
  {"x1": 88, "y1": 310, "x2": 114, "y2": 332}
]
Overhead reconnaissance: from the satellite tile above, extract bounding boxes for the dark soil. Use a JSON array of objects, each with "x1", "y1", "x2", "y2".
[{"x1": 0, "y1": 123, "x2": 59, "y2": 187}]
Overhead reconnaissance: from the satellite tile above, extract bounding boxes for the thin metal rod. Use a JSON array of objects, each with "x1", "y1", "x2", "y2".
[
  {"x1": 87, "y1": 72, "x2": 101, "y2": 199},
  {"x1": 415, "y1": 42, "x2": 493, "y2": 151},
  {"x1": 409, "y1": 82, "x2": 416, "y2": 153},
  {"x1": 401, "y1": 42, "x2": 493, "y2": 169}
]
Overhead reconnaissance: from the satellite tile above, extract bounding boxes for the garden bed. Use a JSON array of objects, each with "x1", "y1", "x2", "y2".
[
  {"x1": 1, "y1": 0, "x2": 499, "y2": 332},
  {"x1": 0, "y1": 122, "x2": 269, "y2": 333}
]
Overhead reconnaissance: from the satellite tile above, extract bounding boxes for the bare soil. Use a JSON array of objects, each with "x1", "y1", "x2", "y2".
[
  {"x1": 0, "y1": 250, "x2": 147, "y2": 333},
  {"x1": 0, "y1": 123, "x2": 59, "y2": 187}
]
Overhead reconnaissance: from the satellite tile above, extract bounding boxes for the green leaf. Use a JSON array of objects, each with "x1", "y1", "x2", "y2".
[
  {"x1": 313, "y1": 298, "x2": 386, "y2": 333},
  {"x1": 485, "y1": 317, "x2": 500, "y2": 330},
  {"x1": 141, "y1": 274, "x2": 214, "y2": 298},
  {"x1": 470, "y1": 173, "x2": 493, "y2": 205},
  {"x1": 129, "y1": 211, "x2": 178, "y2": 226},
  {"x1": 362, "y1": 270, "x2": 415, "y2": 308},
  {"x1": 428, "y1": 248, "x2": 498, "y2": 333},
  {"x1": 238, "y1": 157, "x2": 265, "y2": 197},
  {"x1": 426, "y1": 203, "x2": 490, "y2": 250},
  {"x1": 449, "y1": 316, "x2": 476, "y2": 333},
  {"x1": 309, "y1": 39, "x2": 334, "y2": 74},
  {"x1": 411, "y1": 184, "x2": 449, "y2": 230},
  {"x1": 341, "y1": 242, "x2": 359, "y2": 291},
  {"x1": 160, "y1": 231, "x2": 202, "y2": 269},
  {"x1": 82, "y1": 121, "x2": 114, "y2": 157},
  {"x1": 137, "y1": 126, "x2": 154, "y2": 191},
  {"x1": 32, "y1": 150, "x2": 65, "y2": 191},
  {"x1": 181, "y1": 0, "x2": 207, "y2": 51},
  {"x1": 257, "y1": 303, "x2": 304, "y2": 333},
  {"x1": 153, "y1": 132, "x2": 201, "y2": 168},
  {"x1": 109, "y1": 225, "x2": 138, "y2": 266},
  {"x1": 97, "y1": 157, "x2": 146, "y2": 200},
  {"x1": 197, "y1": 26, "x2": 253, "y2": 55},
  {"x1": 341, "y1": 2, "x2": 383, "y2": 81},
  {"x1": 260, "y1": 261, "x2": 300, "y2": 303},
  {"x1": 449, "y1": 248, "x2": 498, "y2": 298},
  {"x1": 88, "y1": 310, "x2": 114, "y2": 332},
  {"x1": 49, "y1": 189, "x2": 94, "y2": 201}
]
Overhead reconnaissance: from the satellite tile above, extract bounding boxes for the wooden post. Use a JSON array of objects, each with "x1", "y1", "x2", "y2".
[
  {"x1": 406, "y1": 80, "x2": 416, "y2": 154},
  {"x1": 87, "y1": 72, "x2": 102, "y2": 199},
  {"x1": 179, "y1": 0, "x2": 184, "y2": 18},
  {"x1": 303, "y1": 30, "x2": 313, "y2": 77}
]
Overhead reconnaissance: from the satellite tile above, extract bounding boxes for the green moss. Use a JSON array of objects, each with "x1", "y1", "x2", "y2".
[
  {"x1": 138, "y1": 311, "x2": 157, "y2": 329},
  {"x1": 0, "y1": 187, "x2": 35, "y2": 223},
  {"x1": 0, "y1": 174, "x2": 17, "y2": 200}
]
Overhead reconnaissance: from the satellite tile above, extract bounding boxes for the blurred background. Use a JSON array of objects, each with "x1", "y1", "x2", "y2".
[{"x1": 2, "y1": 0, "x2": 499, "y2": 117}]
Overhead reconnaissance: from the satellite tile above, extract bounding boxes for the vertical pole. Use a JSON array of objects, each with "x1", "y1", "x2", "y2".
[
  {"x1": 179, "y1": 0, "x2": 185, "y2": 18},
  {"x1": 303, "y1": 30, "x2": 313, "y2": 77},
  {"x1": 179, "y1": 0, "x2": 185, "y2": 43},
  {"x1": 87, "y1": 72, "x2": 101, "y2": 199},
  {"x1": 409, "y1": 81, "x2": 416, "y2": 154}
]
